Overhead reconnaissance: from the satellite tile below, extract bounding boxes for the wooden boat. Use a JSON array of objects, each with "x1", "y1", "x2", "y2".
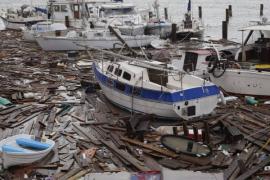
[
  {"x1": 0, "y1": 134, "x2": 55, "y2": 168},
  {"x1": 93, "y1": 49, "x2": 220, "y2": 120},
  {"x1": 36, "y1": 29, "x2": 157, "y2": 51},
  {"x1": 161, "y1": 135, "x2": 211, "y2": 157}
]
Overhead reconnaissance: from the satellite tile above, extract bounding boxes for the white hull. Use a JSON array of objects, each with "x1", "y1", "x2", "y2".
[
  {"x1": 0, "y1": 17, "x2": 44, "y2": 30},
  {"x1": 210, "y1": 69, "x2": 270, "y2": 96},
  {"x1": 100, "y1": 82, "x2": 218, "y2": 119},
  {"x1": 94, "y1": 61, "x2": 220, "y2": 120},
  {"x1": 36, "y1": 35, "x2": 156, "y2": 51},
  {"x1": 0, "y1": 134, "x2": 55, "y2": 168}
]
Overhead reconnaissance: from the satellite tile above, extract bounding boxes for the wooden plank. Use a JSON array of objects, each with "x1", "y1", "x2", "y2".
[
  {"x1": 101, "y1": 140, "x2": 150, "y2": 171},
  {"x1": 121, "y1": 137, "x2": 179, "y2": 158},
  {"x1": 236, "y1": 157, "x2": 270, "y2": 180},
  {"x1": 61, "y1": 159, "x2": 74, "y2": 172},
  {"x1": 72, "y1": 123, "x2": 101, "y2": 145}
]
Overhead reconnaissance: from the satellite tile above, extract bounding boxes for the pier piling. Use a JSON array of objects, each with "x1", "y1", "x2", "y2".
[
  {"x1": 225, "y1": 9, "x2": 229, "y2": 22},
  {"x1": 228, "y1": 5, "x2": 232, "y2": 17},
  {"x1": 198, "y1": 6, "x2": 202, "y2": 19},
  {"x1": 164, "y1": 8, "x2": 168, "y2": 20},
  {"x1": 222, "y1": 21, "x2": 228, "y2": 39},
  {"x1": 171, "y1": 23, "x2": 177, "y2": 43},
  {"x1": 260, "y1": 4, "x2": 264, "y2": 16},
  {"x1": 149, "y1": 11, "x2": 153, "y2": 19},
  {"x1": 65, "y1": 16, "x2": 70, "y2": 28}
]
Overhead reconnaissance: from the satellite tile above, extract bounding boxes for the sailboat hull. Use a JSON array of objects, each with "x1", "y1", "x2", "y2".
[
  {"x1": 36, "y1": 35, "x2": 156, "y2": 51},
  {"x1": 94, "y1": 63, "x2": 220, "y2": 120}
]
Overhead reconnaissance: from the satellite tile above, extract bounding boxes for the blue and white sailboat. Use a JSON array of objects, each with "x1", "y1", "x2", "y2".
[{"x1": 93, "y1": 50, "x2": 221, "y2": 120}]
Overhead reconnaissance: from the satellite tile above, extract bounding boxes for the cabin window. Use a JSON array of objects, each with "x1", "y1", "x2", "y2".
[
  {"x1": 148, "y1": 69, "x2": 168, "y2": 86},
  {"x1": 54, "y1": 5, "x2": 60, "y2": 12},
  {"x1": 115, "y1": 82, "x2": 126, "y2": 91},
  {"x1": 123, "y1": 71, "x2": 131, "y2": 81},
  {"x1": 107, "y1": 65, "x2": 114, "y2": 72},
  {"x1": 61, "y1": 5, "x2": 68, "y2": 12},
  {"x1": 183, "y1": 52, "x2": 198, "y2": 72},
  {"x1": 114, "y1": 68, "x2": 122, "y2": 77}
]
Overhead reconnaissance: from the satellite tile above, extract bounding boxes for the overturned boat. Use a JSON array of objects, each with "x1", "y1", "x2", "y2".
[
  {"x1": 0, "y1": 134, "x2": 55, "y2": 168},
  {"x1": 93, "y1": 50, "x2": 220, "y2": 120},
  {"x1": 36, "y1": 28, "x2": 157, "y2": 51},
  {"x1": 161, "y1": 135, "x2": 211, "y2": 157}
]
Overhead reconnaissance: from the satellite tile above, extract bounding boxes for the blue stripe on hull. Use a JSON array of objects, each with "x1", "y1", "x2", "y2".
[{"x1": 93, "y1": 63, "x2": 220, "y2": 103}]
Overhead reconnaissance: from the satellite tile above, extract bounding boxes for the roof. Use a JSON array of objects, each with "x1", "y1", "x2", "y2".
[
  {"x1": 117, "y1": 61, "x2": 145, "y2": 75},
  {"x1": 240, "y1": 25, "x2": 270, "y2": 31}
]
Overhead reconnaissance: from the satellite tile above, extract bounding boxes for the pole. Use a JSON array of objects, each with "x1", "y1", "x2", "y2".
[
  {"x1": 260, "y1": 4, "x2": 264, "y2": 16},
  {"x1": 164, "y1": 8, "x2": 168, "y2": 20},
  {"x1": 222, "y1": 21, "x2": 228, "y2": 39},
  {"x1": 198, "y1": 6, "x2": 202, "y2": 19},
  {"x1": 171, "y1": 23, "x2": 177, "y2": 43}
]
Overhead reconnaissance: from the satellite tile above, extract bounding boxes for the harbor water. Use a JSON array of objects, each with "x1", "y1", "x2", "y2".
[{"x1": 0, "y1": 0, "x2": 270, "y2": 41}]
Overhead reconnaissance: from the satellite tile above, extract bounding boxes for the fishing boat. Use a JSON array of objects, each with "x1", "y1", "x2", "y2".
[
  {"x1": 161, "y1": 135, "x2": 211, "y2": 157},
  {"x1": 0, "y1": 134, "x2": 55, "y2": 168},
  {"x1": 208, "y1": 24, "x2": 270, "y2": 97},
  {"x1": 92, "y1": 2, "x2": 146, "y2": 36},
  {"x1": 145, "y1": 0, "x2": 172, "y2": 39},
  {"x1": 22, "y1": 21, "x2": 67, "y2": 42},
  {"x1": 0, "y1": 5, "x2": 46, "y2": 30},
  {"x1": 93, "y1": 49, "x2": 221, "y2": 120},
  {"x1": 176, "y1": 0, "x2": 204, "y2": 40},
  {"x1": 36, "y1": 28, "x2": 157, "y2": 51}
]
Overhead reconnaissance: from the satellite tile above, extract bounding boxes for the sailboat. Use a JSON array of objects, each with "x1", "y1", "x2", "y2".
[{"x1": 93, "y1": 49, "x2": 221, "y2": 120}]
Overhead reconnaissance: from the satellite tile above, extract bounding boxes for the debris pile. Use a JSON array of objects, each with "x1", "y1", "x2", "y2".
[{"x1": 0, "y1": 30, "x2": 270, "y2": 180}]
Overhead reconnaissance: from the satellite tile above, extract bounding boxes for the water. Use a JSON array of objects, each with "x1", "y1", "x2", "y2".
[{"x1": 1, "y1": 0, "x2": 270, "y2": 42}]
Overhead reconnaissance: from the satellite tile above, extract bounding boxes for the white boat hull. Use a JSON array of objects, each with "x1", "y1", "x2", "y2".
[
  {"x1": 0, "y1": 16, "x2": 44, "y2": 30},
  {"x1": 0, "y1": 134, "x2": 55, "y2": 168},
  {"x1": 210, "y1": 69, "x2": 270, "y2": 96},
  {"x1": 94, "y1": 63, "x2": 220, "y2": 120},
  {"x1": 36, "y1": 35, "x2": 156, "y2": 51}
]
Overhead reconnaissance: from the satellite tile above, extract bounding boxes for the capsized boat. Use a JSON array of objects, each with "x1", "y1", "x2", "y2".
[
  {"x1": 36, "y1": 28, "x2": 157, "y2": 51},
  {"x1": 161, "y1": 135, "x2": 211, "y2": 157},
  {"x1": 93, "y1": 49, "x2": 221, "y2": 120},
  {"x1": 0, "y1": 134, "x2": 55, "y2": 168},
  {"x1": 22, "y1": 22, "x2": 67, "y2": 42}
]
